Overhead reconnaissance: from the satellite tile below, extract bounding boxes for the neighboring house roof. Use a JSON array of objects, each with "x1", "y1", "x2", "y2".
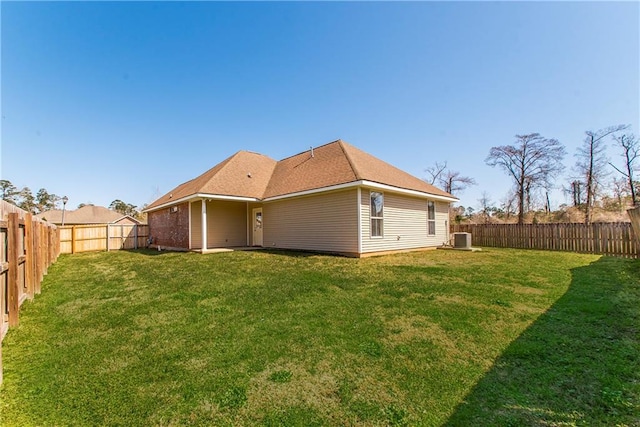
[
  {"x1": 36, "y1": 205, "x2": 142, "y2": 225},
  {"x1": 145, "y1": 140, "x2": 457, "y2": 212}
]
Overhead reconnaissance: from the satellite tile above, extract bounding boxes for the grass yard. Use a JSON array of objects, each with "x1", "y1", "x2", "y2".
[{"x1": 0, "y1": 248, "x2": 638, "y2": 426}]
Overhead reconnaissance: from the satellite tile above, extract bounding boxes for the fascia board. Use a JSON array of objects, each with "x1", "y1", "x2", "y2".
[{"x1": 143, "y1": 193, "x2": 260, "y2": 213}]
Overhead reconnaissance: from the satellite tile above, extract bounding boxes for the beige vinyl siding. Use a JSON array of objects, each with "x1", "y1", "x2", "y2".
[
  {"x1": 360, "y1": 190, "x2": 449, "y2": 253},
  {"x1": 206, "y1": 200, "x2": 247, "y2": 247},
  {"x1": 435, "y1": 201, "x2": 450, "y2": 245},
  {"x1": 191, "y1": 200, "x2": 202, "y2": 249},
  {"x1": 263, "y1": 189, "x2": 358, "y2": 254},
  {"x1": 190, "y1": 200, "x2": 247, "y2": 249}
]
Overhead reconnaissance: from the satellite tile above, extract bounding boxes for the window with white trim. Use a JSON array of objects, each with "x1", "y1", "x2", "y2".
[
  {"x1": 428, "y1": 201, "x2": 436, "y2": 235},
  {"x1": 370, "y1": 191, "x2": 384, "y2": 237}
]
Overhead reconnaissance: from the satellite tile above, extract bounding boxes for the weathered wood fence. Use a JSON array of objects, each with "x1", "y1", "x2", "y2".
[
  {"x1": 452, "y1": 222, "x2": 638, "y2": 258},
  {"x1": 59, "y1": 224, "x2": 149, "y2": 254},
  {"x1": 1, "y1": 200, "x2": 59, "y2": 384},
  {"x1": 628, "y1": 207, "x2": 640, "y2": 239}
]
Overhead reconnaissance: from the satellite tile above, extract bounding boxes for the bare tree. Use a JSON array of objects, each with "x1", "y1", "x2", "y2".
[
  {"x1": 478, "y1": 191, "x2": 494, "y2": 223},
  {"x1": 425, "y1": 161, "x2": 476, "y2": 196},
  {"x1": 570, "y1": 180, "x2": 583, "y2": 207},
  {"x1": 575, "y1": 125, "x2": 628, "y2": 224},
  {"x1": 610, "y1": 177, "x2": 628, "y2": 211},
  {"x1": 610, "y1": 132, "x2": 638, "y2": 206},
  {"x1": 425, "y1": 161, "x2": 448, "y2": 185},
  {"x1": 500, "y1": 190, "x2": 518, "y2": 220},
  {"x1": 485, "y1": 133, "x2": 566, "y2": 224}
]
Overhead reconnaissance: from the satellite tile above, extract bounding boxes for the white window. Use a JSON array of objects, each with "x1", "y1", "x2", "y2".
[
  {"x1": 370, "y1": 191, "x2": 384, "y2": 237},
  {"x1": 428, "y1": 201, "x2": 436, "y2": 235}
]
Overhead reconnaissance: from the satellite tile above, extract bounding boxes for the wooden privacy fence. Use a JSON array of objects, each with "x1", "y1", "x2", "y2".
[
  {"x1": 1, "y1": 200, "x2": 59, "y2": 384},
  {"x1": 452, "y1": 222, "x2": 639, "y2": 258},
  {"x1": 628, "y1": 207, "x2": 640, "y2": 238},
  {"x1": 59, "y1": 224, "x2": 149, "y2": 254}
]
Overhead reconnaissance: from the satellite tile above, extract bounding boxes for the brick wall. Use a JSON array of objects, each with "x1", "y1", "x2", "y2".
[{"x1": 147, "y1": 202, "x2": 189, "y2": 249}]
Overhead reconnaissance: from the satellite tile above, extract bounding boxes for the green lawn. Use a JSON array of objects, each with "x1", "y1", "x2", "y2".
[{"x1": 1, "y1": 248, "x2": 638, "y2": 426}]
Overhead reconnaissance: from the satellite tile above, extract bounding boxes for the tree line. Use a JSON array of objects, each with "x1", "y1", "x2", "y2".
[
  {"x1": 426, "y1": 125, "x2": 637, "y2": 225},
  {"x1": 0, "y1": 180, "x2": 142, "y2": 218}
]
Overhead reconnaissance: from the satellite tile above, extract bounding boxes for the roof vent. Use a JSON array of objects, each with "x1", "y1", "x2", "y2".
[
  {"x1": 310, "y1": 146, "x2": 314, "y2": 158},
  {"x1": 247, "y1": 173, "x2": 252, "y2": 178}
]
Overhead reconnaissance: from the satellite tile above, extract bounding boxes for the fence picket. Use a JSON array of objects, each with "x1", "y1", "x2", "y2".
[
  {"x1": 451, "y1": 222, "x2": 638, "y2": 258},
  {"x1": 58, "y1": 224, "x2": 149, "y2": 254},
  {"x1": 1, "y1": 201, "x2": 59, "y2": 384}
]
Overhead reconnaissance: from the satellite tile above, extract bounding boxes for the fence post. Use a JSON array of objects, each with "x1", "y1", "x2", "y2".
[
  {"x1": 34, "y1": 221, "x2": 41, "y2": 292},
  {"x1": 24, "y1": 213, "x2": 34, "y2": 300},
  {"x1": 71, "y1": 226, "x2": 76, "y2": 254},
  {"x1": 106, "y1": 224, "x2": 110, "y2": 251},
  {"x1": 48, "y1": 226, "x2": 54, "y2": 266},
  {"x1": 627, "y1": 207, "x2": 640, "y2": 247},
  {"x1": 7, "y1": 213, "x2": 20, "y2": 327},
  {"x1": 134, "y1": 224, "x2": 138, "y2": 249},
  {"x1": 55, "y1": 227, "x2": 60, "y2": 260}
]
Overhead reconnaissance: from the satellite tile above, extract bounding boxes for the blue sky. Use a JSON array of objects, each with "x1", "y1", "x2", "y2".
[{"x1": 2, "y1": 1, "x2": 638, "y2": 211}]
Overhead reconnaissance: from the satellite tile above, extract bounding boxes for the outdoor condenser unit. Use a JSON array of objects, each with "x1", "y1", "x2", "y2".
[{"x1": 453, "y1": 232, "x2": 472, "y2": 249}]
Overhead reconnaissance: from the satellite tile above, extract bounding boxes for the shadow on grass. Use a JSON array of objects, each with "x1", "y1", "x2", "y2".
[
  {"x1": 444, "y1": 256, "x2": 640, "y2": 426},
  {"x1": 122, "y1": 248, "x2": 179, "y2": 256},
  {"x1": 130, "y1": 248, "x2": 335, "y2": 258},
  {"x1": 259, "y1": 249, "x2": 342, "y2": 258}
]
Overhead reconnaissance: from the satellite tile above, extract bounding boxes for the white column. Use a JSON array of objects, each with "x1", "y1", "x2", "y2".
[
  {"x1": 201, "y1": 199, "x2": 207, "y2": 252},
  {"x1": 357, "y1": 187, "x2": 362, "y2": 254},
  {"x1": 188, "y1": 202, "x2": 192, "y2": 249}
]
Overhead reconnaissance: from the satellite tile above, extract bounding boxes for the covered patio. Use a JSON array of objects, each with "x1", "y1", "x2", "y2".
[{"x1": 188, "y1": 198, "x2": 264, "y2": 252}]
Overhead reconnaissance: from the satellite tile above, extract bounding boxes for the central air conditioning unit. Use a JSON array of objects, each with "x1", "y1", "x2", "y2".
[{"x1": 453, "y1": 232, "x2": 472, "y2": 249}]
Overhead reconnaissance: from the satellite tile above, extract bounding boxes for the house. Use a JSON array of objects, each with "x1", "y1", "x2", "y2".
[
  {"x1": 143, "y1": 140, "x2": 458, "y2": 257},
  {"x1": 36, "y1": 205, "x2": 143, "y2": 226}
]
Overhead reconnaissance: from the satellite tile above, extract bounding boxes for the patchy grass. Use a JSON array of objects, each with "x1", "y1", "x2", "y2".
[{"x1": 0, "y1": 248, "x2": 638, "y2": 426}]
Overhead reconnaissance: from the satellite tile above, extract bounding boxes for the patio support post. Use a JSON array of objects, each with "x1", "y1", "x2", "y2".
[{"x1": 201, "y1": 199, "x2": 207, "y2": 252}]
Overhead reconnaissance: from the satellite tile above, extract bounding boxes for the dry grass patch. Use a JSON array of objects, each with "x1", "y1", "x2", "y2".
[{"x1": 243, "y1": 361, "x2": 341, "y2": 419}]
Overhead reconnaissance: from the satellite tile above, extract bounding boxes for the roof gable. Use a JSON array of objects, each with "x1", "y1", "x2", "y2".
[{"x1": 339, "y1": 140, "x2": 454, "y2": 199}]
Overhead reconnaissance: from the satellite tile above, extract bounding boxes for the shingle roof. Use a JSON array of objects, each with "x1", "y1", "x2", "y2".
[
  {"x1": 145, "y1": 151, "x2": 277, "y2": 210},
  {"x1": 145, "y1": 140, "x2": 456, "y2": 211},
  {"x1": 263, "y1": 140, "x2": 453, "y2": 199},
  {"x1": 36, "y1": 205, "x2": 140, "y2": 225},
  {"x1": 263, "y1": 140, "x2": 358, "y2": 198}
]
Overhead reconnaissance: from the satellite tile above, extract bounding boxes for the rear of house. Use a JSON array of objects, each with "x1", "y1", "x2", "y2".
[{"x1": 144, "y1": 140, "x2": 457, "y2": 257}]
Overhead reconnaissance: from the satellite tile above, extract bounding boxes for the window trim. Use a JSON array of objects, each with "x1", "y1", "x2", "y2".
[
  {"x1": 427, "y1": 200, "x2": 436, "y2": 236},
  {"x1": 370, "y1": 191, "x2": 384, "y2": 238}
]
